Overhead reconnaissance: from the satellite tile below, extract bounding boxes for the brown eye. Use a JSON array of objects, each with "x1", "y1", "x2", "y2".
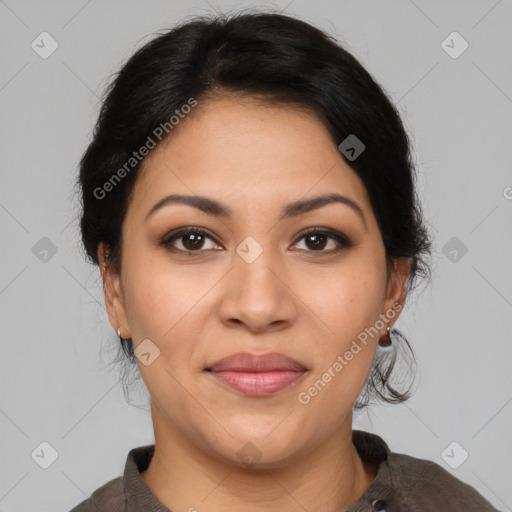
[
  {"x1": 293, "y1": 228, "x2": 354, "y2": 254},
  {"x1": 160, "y1": 228, "x2": 221, "y2": 253},
  {"x1": 303, "y1": 232, "x2": 329, "y2": 250},
  {"x1": 160, "y1": 226, "x2": 353, "y2": 256},
  {"x1": 179, "y1": 232, "x2": 207, "y2": 251}
]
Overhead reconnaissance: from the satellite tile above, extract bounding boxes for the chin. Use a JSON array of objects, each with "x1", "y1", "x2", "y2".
[{"x1": 203, "y1": 428, "x2": 309, "y2": 470}]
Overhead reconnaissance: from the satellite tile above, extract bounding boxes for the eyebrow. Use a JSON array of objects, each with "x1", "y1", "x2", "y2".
[{"x1": 145, "y1": 192, "x2": 367, "y2": 229}]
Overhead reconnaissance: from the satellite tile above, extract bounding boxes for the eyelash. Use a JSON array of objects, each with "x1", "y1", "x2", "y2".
[{"x1": 159, "y1": 226, "x2": 354, "y2": 256}]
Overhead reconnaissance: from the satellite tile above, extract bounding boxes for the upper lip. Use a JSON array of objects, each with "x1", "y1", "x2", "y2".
[{"x1": 206, "y1": 352, "x2": 307, "y2": 372}]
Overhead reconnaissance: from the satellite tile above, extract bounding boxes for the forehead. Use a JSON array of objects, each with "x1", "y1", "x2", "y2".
[{"x1": 128, "y1": 96, "x2": 373, "y2": 222}]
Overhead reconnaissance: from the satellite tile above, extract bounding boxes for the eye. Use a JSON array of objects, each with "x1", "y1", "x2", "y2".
[
  {"x1": 160, "y1": 227, "x2": 222, "y2": 253},
  {"x1": 160, "y1": 226, "x2": 354, "y2": 255},
  {"x1": 292, "y1": 228, "x2": 354, "y2": 254}
]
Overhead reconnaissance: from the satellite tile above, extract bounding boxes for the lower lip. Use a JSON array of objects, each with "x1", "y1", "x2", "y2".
[{"x1": 208, "y1": 370, "x2": 306, "y2": 396}]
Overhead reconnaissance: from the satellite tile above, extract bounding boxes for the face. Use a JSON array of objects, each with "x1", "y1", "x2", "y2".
[{"x1": 100, "y1": 95, "x2": 409, "y2": 468}]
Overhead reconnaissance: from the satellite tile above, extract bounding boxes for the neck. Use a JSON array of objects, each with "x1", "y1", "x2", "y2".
[{"x1": 140, "y1": 406, "x2": 376, "y2": 512}]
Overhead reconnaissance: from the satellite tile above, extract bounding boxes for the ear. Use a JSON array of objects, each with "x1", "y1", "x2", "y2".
[
  {"x1": 380, "y1": 257, "x2": 411, "y2": 331},
  {"x1": 97, "y1": 242, "x2": 130, "y2": 339}
]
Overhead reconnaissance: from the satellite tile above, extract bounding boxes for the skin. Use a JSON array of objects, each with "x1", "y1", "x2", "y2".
[{"x1": 98, "y1": 95, "x2": 410, "y2": 512}]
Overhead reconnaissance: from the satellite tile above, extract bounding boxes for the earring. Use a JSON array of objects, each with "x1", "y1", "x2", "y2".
[{"x1": 379, "y1": 327, "x2": 392, "y2": 347}]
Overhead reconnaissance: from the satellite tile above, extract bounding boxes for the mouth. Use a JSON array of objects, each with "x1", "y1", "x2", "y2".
[{"x1": 205, "y1": 352, "x2": 308, "y2": 397}]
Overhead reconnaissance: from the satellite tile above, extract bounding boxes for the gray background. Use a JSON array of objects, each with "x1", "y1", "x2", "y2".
[{"x1": 1, "y1": 0, "x2": 511, "y2": 511}]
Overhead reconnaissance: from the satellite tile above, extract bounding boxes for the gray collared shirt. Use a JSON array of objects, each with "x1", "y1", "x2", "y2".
[{"x1": 69, "y1": 429, "x2": 501, "y2": 511}]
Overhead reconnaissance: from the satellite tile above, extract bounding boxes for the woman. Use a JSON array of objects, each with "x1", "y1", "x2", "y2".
[{"x1": 70, "y1": 11, "x2": 500, "y2": 512}]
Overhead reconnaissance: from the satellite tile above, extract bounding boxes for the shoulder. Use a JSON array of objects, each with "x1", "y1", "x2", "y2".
[
  {"x1": 68, "y1": 476, "x2": 126, "y2": 512},
  {"x1": 386, "y1": 452, "x2": 501, "y2": 511}
]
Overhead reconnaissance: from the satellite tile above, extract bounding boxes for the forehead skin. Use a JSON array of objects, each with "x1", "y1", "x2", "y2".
[{"x1": 126, "y1": 95, "x2": 382, "y2": 254}]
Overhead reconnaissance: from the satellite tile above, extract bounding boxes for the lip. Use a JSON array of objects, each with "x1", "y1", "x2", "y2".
[
  {"x1": 207, "y1": 352, "x2": 307, "y2": 372},
  {"x1": 205, "y1": 352, "x2": 308, "y2": 396}
]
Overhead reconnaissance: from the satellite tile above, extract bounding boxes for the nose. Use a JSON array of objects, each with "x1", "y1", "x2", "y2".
[{"x1": 218, "y1": 242, "x2": 297, "y2": 333}]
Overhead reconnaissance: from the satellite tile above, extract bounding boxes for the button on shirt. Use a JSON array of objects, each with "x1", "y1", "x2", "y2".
[{"x1": 69, "y1": 429, "x2": 502, "y2": 511}]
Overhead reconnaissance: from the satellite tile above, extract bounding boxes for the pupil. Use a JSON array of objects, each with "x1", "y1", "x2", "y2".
[
  {"x1": 180, "y1": 233, "x2": 329, "y2": 251},
  {"x1": 307, "y1": 233, "x2": 326, "y2": 250},
  {"x1": 184, "y1": 233, "x2": 203, "y2": 250}
]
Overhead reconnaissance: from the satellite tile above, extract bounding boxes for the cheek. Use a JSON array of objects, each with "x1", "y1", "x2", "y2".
[
  {"x1": 296, "y1": 252, "x2": 386, "y2": 402},
  {"x1": 294, "y1": 271, "x2": 384, "y2": 420},
  {"x1": 307, "y1": 255, "x2": 387, "y2": 344},
  {"x1": 121, "y1": 262, "x2": 205, "y2": 402},
  {"x1": 121, "y1": 254, "x2": 220, "y2": 386},
  {"x1": 122, "y1": 255, "x2": 206, "y2": 340}
]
